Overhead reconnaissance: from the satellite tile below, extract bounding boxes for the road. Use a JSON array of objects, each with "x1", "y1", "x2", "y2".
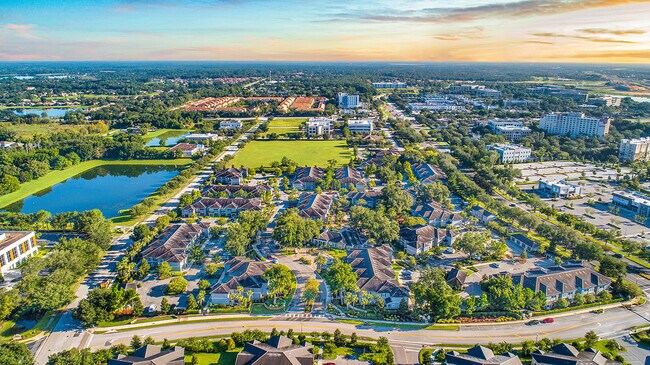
[{"x1": 33, "y1": 121, "x2": 263, "y2": 365}]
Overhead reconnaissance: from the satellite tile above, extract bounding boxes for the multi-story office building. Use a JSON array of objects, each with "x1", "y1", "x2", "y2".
[
  {"x1": 487, "y1": 119, "x2": 531, "y2": 141},
  {"x1": 489, "y1": 143, "x2": 531, "y2": 163},
  {"x1": 539, "y1": 113, "x2": 610, "y2": 139},
  {"x1": 306, "y1": 117, "x2": 333, "y2": 137},
  {"x1": 338, "y1": 93, "x2": 360, "y2": 109},
  {"x1": 538, "y1": 180, "x2": 582, "y2": 198},
  {"x1": 619, "y1": 137, "x2": 650, "y2": 161},
  {"x1": 477, "y1": 88, "x2": 501, "y2": 97},
  {"x1": 0, "y1": 231, "x2": 38, "y2": 273},
  {"x1": 372, "y1": 82, "x2": 407, "y2": 89},
  {"x1": 347, "y1": 119, "x2": 374, "y2": 134},
  {"x1": 612, "y1": 190, "x2": 650, "y2": 218}
]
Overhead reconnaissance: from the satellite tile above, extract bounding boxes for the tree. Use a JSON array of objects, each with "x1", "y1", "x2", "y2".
[
  {"x1": 205, "y1": 263, "x2": 220, "y2": 277},
  {"x1": 138, "y1": 258, "x2": 151, "y2": 279},
  {"x1": 464, "y1": 296, "x2": 476, "y2": 315},
  {"x1": 520, "y1": 249, "x2": 528, "y2": 259},
  {"x1": 157, "y1": 261, "x2": 172, "y2": 279},
  {"x1": 167, "y1": 277, "x2": 188, "y2": 295},
  {"x1": 272, "y1": 209, "x2": 322, "y2": 248},
  {"x1": 349, "y1": 206, "x2": 400, "y2": 243},
  {"x1": 599, "y1": 256, "x2": 627, "y2": 279},
  {"x1": 416, "y1": 181, "x2": 452, "y2": 207},
  {"x1": 0, "y1": 289, "x2": 20, "y2": 320},
  {"x1": 454, "y1": 232, "x2": 489, "y2": 258},
  {"x1": 131, "y1": 335, "x2": 143, "y2": 350},
  {"x1": 160, "y1": 297, "x2": 171, "y2": 314},
  {"x1": 412, "y1": 268, "x2": 461, "y2": 320},
  {"x1": 584, "y1": 330, "x2": 599, "y2": 348},
  {"x1": 323, "y1": 260, "x2": 359, "y2": 303},
  {"x1": 187, "y1": 294, "x2": 199, "y2": 311},
  {"x1": 0, "y1": 342, "x2": 34, "y2": 365},
  {"x1": 263, "y1": 265, "x2": 295, "y2": 305},
  {"x1": 315, "y1": 255, "x2": 328, "y2": 271},
  {"x1": 301, "y1": 278, "x2": 320, "y2": 305},
  {"x1": 380, "y1": 183, "x2": 413, "y2": 214},
  {"x1": 573, "y1": 241, "x2": 603, "y2": 261}
]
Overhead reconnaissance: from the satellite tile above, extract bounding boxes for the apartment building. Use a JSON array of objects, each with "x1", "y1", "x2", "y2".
[
  {"x1": 539, "y1": 113, "x2": 610, "y2": 138},
  {"x1": 347, "y1": 119, "x2": 373, "y2": 134},
  {"x1": 489, "y1": 143, "x2": 531, "y2": 163},
  {"x1": 372, "y1": 82, "x2": 407, "y2": 89},
  {"x1": 219, "y1": 120, "x2": 243, "y2": 130},
  {"x1": 338, "y1": 93, "x2": 360, "y2": 108},
  {"x1": 140, "y1": 223, "x2": 208, "y2": 272},
  {"x1": 305, "y1": 117, "x2": 333, "y2": 137},
  {"x1": 619, "y1": 137, "x2": 650, "y2": 161},
  {"x1": 0, "y1": 231, "x2": 37, "y2": 273}
]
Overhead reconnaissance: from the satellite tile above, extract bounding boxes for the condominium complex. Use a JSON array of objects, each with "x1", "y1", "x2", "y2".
[
  {"x1": 347, "y1": 119, "x2": 374, "y2": 134},
  {"x1": 338, "y1": 93, "x2": 360, "y2": 109},
  {"x1": 0, "y1": 231, "x2": 38, "y2": 273},
  {"x1": 372, "y1": 82, "x2": 407, "y2": 89},
  {"x1": 539, "y1": 113, "x2": 610, "y2": 139},
  {"x1": 487, "y1": 119, "x2": 531, "y2": 141},
  {"x1": 619, "y1": 137, "x2": 650, "y2": 161},
  {"x1": 306, "y1": 117, "x2": 333, "y2": 137},
  {"x1": 489, "y1": 143, "x2": 531, "y2": 163}
]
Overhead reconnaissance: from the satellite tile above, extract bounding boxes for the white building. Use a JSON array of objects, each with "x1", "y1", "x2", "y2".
[
  {"x1": 347, "y1": 119, "x2": 374, "y2": 134},
  {"x1": 619, "y1": 137, "x2": 650, "y2": 161},
  {"x1": 0, "y1": 231, "x2": 38, "y2": 273},
  {"x1": 372, "y1": 82, "x2": 407, "y2": 89},
  {"x1": 185, "y1": 133, "x2": 220, "y2": 142},
  {"x1": 588, "y1": 96, "x2": 622, "y2": 107},
  {"x1": 489, "y1": 143, "x2": 531, "y2": 163},
  {"x1": 539, "y1": 113, "x2": 610, "y2": 139},
  {"x1": 219, "y1": 120, "x2": 243, "y2": 130},
  {"x1": 487, "y1": 119, "x2": 531, "y2": 141},
  {"x1": 338, "y1": 93, "x2": 360, "y2": 109},
  {"x1": 306, "y1": 117, "x2": 333, "y2": 137},
  {"x1": 612, "y1": 191, "x2": 650, "y2": 218},
  {"x1": 538, "y1": 180, "x2": 582, "y2": 198},
  {"x1": 477, "y1": 88, "x2": 502, "y2": 97}
]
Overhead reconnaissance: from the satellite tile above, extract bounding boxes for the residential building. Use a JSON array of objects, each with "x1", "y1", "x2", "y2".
[
  {"x1": 108, "y1": 345, "x2": 185, "y2": 365},
  {"x1": 347, "y1": 189, "x2": 381, "y2": 208},
  {"x1": 588, "y1": 96, "x2": 622, "y2": 107},
  {"x1": 446, "y1": 346, "x2": 522, "y2": 365},
  {"x1": 612, "y1": 190, "x2": 650, "y2": 218},
  {"x1": 297, "y1": 193, "x2": 333, "y2": 221},
  {"x1": 313, "y1": 228, "x2": 367, "y2": 249},
  {"x1": 292, "y1": 166, "x2": 325, "y2": 190},
  {"x1": 185, "y1": 133, "x2": 219, "y2": 142},
  {"x1": 140, "y1": 223, "x2": 207, "y2": 272},
  {"x1": 489, "y1": 143, "x2": 531, "y2": 163},
  {"x1": 338, "y1": 93, "x2": 360, "y2": 108},
  {"x1": 372, "y1": 82, "x2": 407, "y2": 89},
  {"x1": 345, "y1": 245, "x2": 410, "y2": 309},
  {"x1": 508, "y1": 233, "x2": 540, "y2": 252},
  {"x1": 412, "y1": 202, "x2": 463, "y2": 227},
  {"x1": 181, "y1": 197, "x2": 263, "y2": 218},
  {"x1": 446, "y1": 268, "x2": 467, "y2": 290},
  {"x1": 220, "y1": 120, "x2": 243, "y2": 130},
  {"x1": 511, "y1": 262, "x2": 612, "y2": 304},
  {"x1": 538, "y1": 179, "x2": 582, "y2": 198},
  {"x1": 210, "y1": 257, "x2": 272, "y2": 305},
  {"x1": 306, "y1": 117, "x2": 333, "y2": 137},
  {"x1": 539, "y1": 113, "x2": 611, "y2": 139},
  {"x1": 214, "y1": 167, "x2": 248, "y2": 185},
  {"x1": 413, "y1": 163, "x2": 447, "y2": 183},
  {"x1": 235, "y1": 336, "x2": 313, "y2": 365},
  {"x1": 477, "y1": 88, "x2": 502, "y2": 97},
  {"x1": 531, "y1": 343, "x2": 619, "y2": 365},
  {"x1": 335, "y1": 166, "x2": 365, "y2": 190},
  {"x1": 471, "y1": 206, "x2": 496, "y2": 225},
  {"x1": 169, "y1": 143, "x2": 205, "y2": 157},
  {"x1": 0, "y1": 231, "x2": 37, "y2": 273},
  {"x1": 202, "y1": 184, "x2": 271, "y2": 198},
  {"x1": 399, "y1": 225, "x2": 456, "y2": 256},
  {"x1": 347, "y1": 119, "x2": 374, "y2": 134},
  {"x1": 619, "y1": 137, "x2": 650, "y2": 161}
]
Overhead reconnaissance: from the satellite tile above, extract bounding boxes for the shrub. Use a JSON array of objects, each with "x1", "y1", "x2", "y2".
[{"x1": 166, "y1": 277, "x2": 188, "y2": 295}]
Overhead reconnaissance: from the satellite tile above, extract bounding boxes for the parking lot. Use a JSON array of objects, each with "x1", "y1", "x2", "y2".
[
  {"x1": 514, "y1": 161, "x2": 631, "y2": 183},
  {"x1": 464, "y1": 256, "x2": 555, "y2": 296}
]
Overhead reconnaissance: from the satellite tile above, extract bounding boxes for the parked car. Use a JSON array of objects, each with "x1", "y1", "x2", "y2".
[
  {"x1": 541, "y1": 318, "x2": 554, "y2": 324},
  {"x1": 614, "y1": 253, "x2": 623, "y2": 258},
  {"x1": 489, "y1": 263, "x2": 500, "y2": 268},
  {"x1": 526, "y1": 320, "x2": 540, "y2": 326},
  {"x1": 444, "y1": 247, "x2": 455, "y2": 254}
]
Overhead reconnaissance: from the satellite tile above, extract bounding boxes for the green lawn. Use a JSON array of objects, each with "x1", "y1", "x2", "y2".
[
  {"x1": 0, "y1": 159, "x2": 192, "y2": 209},
  {"x1": 143, "y1": 128, "x2": 192, "y2": 141},
  {"x1": 231, "y1": 140, "x2": 351, "y2": 168},
  {"x1": 185, "y1": 351, "x2": 239, "y2": 365},
  {"x1": 3, "y1": 123, "x2": 89, "y2": 137},
  {"x1": 262, "y1": 118, "x2": 307, "y2": 137}
]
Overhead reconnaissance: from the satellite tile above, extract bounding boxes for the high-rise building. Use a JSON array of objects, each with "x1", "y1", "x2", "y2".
[
  {"x1": 338, "y1": 93, "x2": 360, "y2": 109},
  {"x1": 539, "y1": 112, "x2": 610, "y2": 139},
  {"x1": 619, "y1": 137, "x2": 650, "y2": 161}
]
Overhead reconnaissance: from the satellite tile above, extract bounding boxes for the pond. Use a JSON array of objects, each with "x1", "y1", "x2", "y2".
[
  {"x1": 3, "y1": 165, "x2": 180, "y2": 218},
  {"x1": 13, "y1": 108, "x2": 78, "y2": 118},
  {"x1": 145, "y1": 130, "x2": 191, "y2": 147}
]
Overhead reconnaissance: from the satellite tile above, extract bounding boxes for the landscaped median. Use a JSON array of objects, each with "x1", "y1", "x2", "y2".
[{"x1": 92, "y1": 314, "x2": 272, "y2": 334}]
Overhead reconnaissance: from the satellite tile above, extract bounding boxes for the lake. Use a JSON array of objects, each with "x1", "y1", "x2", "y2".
[
  {"x1": 4, "y1": 165, "x2": 180, "y2": 218},
  {"x1": 145, "y1": 130, "x2": 190, "y2": 146},
  {"x1": 13, "y1": 108, "x2": 77, "y2": 118}
]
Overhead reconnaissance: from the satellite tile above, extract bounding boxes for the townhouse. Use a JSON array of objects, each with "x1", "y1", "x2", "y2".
[
  {"x1": 446, "y1": 346, "x2": 522, "y2": 365},
  {"x1": 412, "y1": 163, "x2": 447, "y2": 183},
  {"x1": 532, "y1": 343, "x2": 618, "y2": 365},
  {"x1": 347, "y1": 189, "x2": 382, "y2": 208},
  {"x1": 292, "y1": 166, "x2": 325, "y2": 190},
  {"x1": 471, "y1": 206, "x2": 496, "y2": 225},
  {"x1": 140, "y1": 223, "x2": 208, "y2": 272},
  {"x1": 181, "y1": 197, "x2": 263, "y2": 218},
  {"x1": 296, "y1": 193, "x2": 333, "y2": 221},
  {"x1": 335, "y1": 166, "x2": 366, "y2": 190},
  {"x1": 202, "y1": 184, "x2": 271, "y2": 198},
  {"x1": 312, "y1": 228, "x2": 367, "y2": 249},
  {"x1": 235, "y1": 336, "x2": 313, "y2": 365},
  {"x1": 214, "y1": 167, "x2": 248, "y2": 185},
  {"x1": 209, "y1": 257, "x2": 272, "y2": 305},
  {"x1": 412, "y1": 202, "x2": 463, "y2": 227},
  {"x1": 399, "y1": 225, "x2": 456, "y2": 256}
]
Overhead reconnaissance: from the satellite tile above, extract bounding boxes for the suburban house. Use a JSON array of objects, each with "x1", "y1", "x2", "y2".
[
  {"x1": 181, "y1": 197, "x2": 263, "y2": 218},
  {"x1": 345, "y1": 245, "x2": 410, "y2": 309},
  {"x1": 235, "y1": 336, "x2": 313, "y2": 365},
  {"x1": 210, "y1": 257, "x2": 272, "y2": 305},
  {"x1": 471, "y1": 206, "x2": 496, "y2": 225},
  {"x1": 140, "y1": 223, "x2": 208, "y2": 272},
  {"x1": 220, "y1": 120, "x2": 243, "y2": 130},
  {"x1": 446, "y1": 268, "x2": 468, "y2": 290},
  {"x1": 297, "y1": 193, "x2": 333, "y2": 221},
  {"x1": 531, "y1": 343, "x2": 618, "y2": 365},
  {"x1": 508, "y1": 233, "x2": 540, "y2": 253},
  {"x1": 511, "y1": 262, "x2": 612, "y2": 304},
  {"x1": 312, "y1": 228, "x2": 367, "y2": 249},
  {"x1": 347, "y1": 189, "x2": 381, "y2": 208},
  {"x1": 413, "y1": 163, "x2": 447, "y2": 183},
  {"x1": 169, "y1": 143, "x2": 205, "y2": 157},
  {"x1": 214, "y1": 167, "x2": 248, "y2": 185},
  {"x1": 0, "y1": 231, "x2": 38, "y2": 274},
  {"x1": 412, "y1": 202, "x2": 463, "y2": 227},
  {"x1": 399, "y1": 225, "x2": 456, "y2": 256},
  {"x1": 292, "y1": 166, "x2": 325, "y2": 190},
  {"x1": 335, "y1": 166, "x2": 366, "y2": 190},
  {"x1": 108, "y1": 345, "x2": 185, "y2": 365},
  {"x1": 202, "y1": 184, "x2": 271, "y2": 198},
  {"x1": 446, "y1": 346, "x2": 522, "y2": 365}
]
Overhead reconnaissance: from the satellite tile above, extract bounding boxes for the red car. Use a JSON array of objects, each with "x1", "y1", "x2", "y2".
[{"x1": 541, "y1": 318, "x2": 554, "y2": 324}]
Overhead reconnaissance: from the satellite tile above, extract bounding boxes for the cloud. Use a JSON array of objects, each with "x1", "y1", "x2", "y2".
[
  {"x1": 2, "y1": 24, "x2": 42, "y2": 40},
  {"x1": 524, "y1": 40, "x2": 554, "y2": 44},
  {"x1": 434, "y1": 35, "x2": 462, "y2": 41},
  {"x1": 578, "y1": 28, "x2": 647, "y2": 35},
  {"x1": 571, "y1": 49, "x2": 650, "y2": 60},
  {"x1": 531, "y1": 31, "x2": 638, "y2": 43}
]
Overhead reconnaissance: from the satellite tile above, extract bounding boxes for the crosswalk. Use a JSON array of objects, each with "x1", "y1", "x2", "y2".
[{"x1": 271, "y1": 313, "x2": 328, "y2": 322}]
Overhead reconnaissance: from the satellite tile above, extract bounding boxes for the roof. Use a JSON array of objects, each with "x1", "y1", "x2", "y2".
[
  {"x1": 0, "y1": 231, "x2": 34, "y2": 252},
  {"x1": 211, "y1": 257, "x2": 272, "y2": 295},
  {"x1": 512, "y1": 263, "x2": 612, "y2": 298},
  {"x1": 140, "y1": 224, "x2": 203, "y2": 263},
  {"x1": 531, "y1": 343, "x2": 617, "y2": 365},
  {"x1": 446, "y1": 345, "x2": 523, "y2": 365},
  {"x1": 235, "y1": 336, "x2": 313, "y2": 365},
  {"x1": 413, "y1": 163, "x2": 447, "y2": 183},
  {"x1": 214, "y1": 167, "x2": 247, "y2": 180},
  {"x1": 345, "y1": 245, "x2": 409, "y2": 299},
  {"x1": 412, "y1": 202, "x2": 462, "y2": 223},
  {"x1": 509, "y1": 234, "x2": 539, "y2": 249},
  {"x1": 169, "y1": 142, "x2": 200, "y2": 152},
  {"x1": 108, "y1": 345, "x2": 185, "y2": 365},
  {"x1": 183, "y1": 197, "x2": 263, "y2": 212},
  {"x1": 446, "y1": 268, "x2": 467, "y2": 286},
  {"x1": 335, "y1": 166, "x2": 364, "y2": 185},
  {"x1": 297, "y1": 193, "x2": 332, "y2": 220},
  {"x1": 293, "y1": 166, "x2": 325, "y2": 184},
  {"x1": 318, "y1": 229, "x2": 366, "y2": 247},
  {"x1": 202, "y1": 184, "x2": 271, "y2": 197}
]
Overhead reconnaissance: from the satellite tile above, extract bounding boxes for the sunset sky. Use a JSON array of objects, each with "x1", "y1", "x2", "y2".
[{"x1": 0, "y1": 0, "x2": 649, "y2": 62}]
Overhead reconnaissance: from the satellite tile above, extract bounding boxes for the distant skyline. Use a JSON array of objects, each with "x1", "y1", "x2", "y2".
[{"x1": 0, "y1": 0, "x2": 649, "y2": 63}]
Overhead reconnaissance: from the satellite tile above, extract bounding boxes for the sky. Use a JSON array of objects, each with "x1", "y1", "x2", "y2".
[{"x1": 0, "y1": 0, "x2": 649, "y2": 63}]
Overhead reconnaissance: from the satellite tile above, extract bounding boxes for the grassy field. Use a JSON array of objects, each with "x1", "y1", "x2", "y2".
[
  {"x1": 184, "y1": 351, "x2": 239, "y2": 365},
  {"x1": 262, "y1": 118, "x2": 306, "y2": 137},
  {"x1": 0, "y1": 159, "x2": 192, "y2": 210},
  {"x1": 231, "y1": 140, "x2": 351, "y2": 167},
  {"x1": 2, "y1": 123, "x2": 89, "y2": 137},
  {"x1": 143, "y1": 128, "x2": 192, "y2": 141}
]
